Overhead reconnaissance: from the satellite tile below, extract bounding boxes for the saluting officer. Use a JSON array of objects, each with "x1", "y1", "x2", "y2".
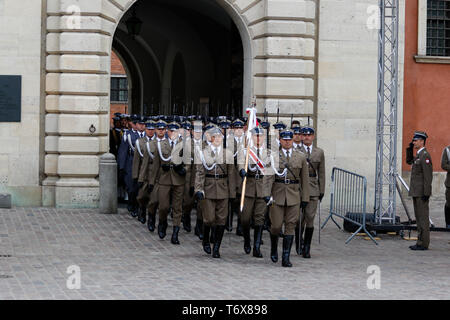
[
  {"x1": 238, "y1": 127, "x2": 272, "y2": 257},
  {"x1": 266, "y1": 129, "x2": 310, "y2": 267},
  {"x1": 297, "y1": 126, "x2": 325, "y2": 258},
  {"x1": 194, "y1": 127, "x2": 236, "y2": 258},
  {"x1": 406, "y1": 131, "x2": 433, "y2": 250},
  {"x1": 150, "y1": 122, "x2": 188, "y2": 245},
  {"x1": 442, "y1": 144, "x2": 450, "y2": 228}
]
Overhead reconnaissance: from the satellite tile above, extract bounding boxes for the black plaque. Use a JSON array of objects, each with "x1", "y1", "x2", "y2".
[{"x1": 0, "y1": 75, "x2": 22, "y2": 122}]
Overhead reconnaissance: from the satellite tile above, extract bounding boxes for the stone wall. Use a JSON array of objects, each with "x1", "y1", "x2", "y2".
[{"x1": 0, "y1": 0, "x2": 44, "y2": 206}]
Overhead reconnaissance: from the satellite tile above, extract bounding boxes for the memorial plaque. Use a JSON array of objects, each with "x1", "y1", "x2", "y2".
[{"x1": 0, "y1": 75, "x2": 22, "y2": 122}]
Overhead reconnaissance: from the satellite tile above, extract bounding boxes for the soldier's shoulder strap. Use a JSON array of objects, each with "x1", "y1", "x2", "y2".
[{"x1": 146, "y1": 141, "x2": 154, "y2": 159}]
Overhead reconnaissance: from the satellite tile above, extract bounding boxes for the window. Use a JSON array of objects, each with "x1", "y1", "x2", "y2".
[
  {"x1": 426, "y1": 0, "x2": 450, "y2": 56},
  {"x1": 111, "y1": 77, "x2": 128, "y2": 102}
]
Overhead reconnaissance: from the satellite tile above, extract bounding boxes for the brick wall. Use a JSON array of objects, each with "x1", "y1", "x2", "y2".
[{"x1": 110, "y1": 50, "x2": 128, "y2": 125}]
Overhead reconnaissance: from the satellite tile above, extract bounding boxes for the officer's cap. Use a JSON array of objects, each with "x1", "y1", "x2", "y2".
[
  {"x1": 168, "y1": 122, "x2": 180, "y2": 131},
  {"x1": 112, "y1": 116, "x2": 121, "y2": 122},
  {"x1": 131, "y1": 114, "x2": 139, "y2": 123},
  {"x1": 181, "y1": 121, "x2": 192, "y2": 130},
  {"x1": 137, "y1": 115, "x2": 146, "y2": 124},
  {"x1": 302, "y1": 126, "x2": 315, "y2": 135},
  {"x1": 292, "y1": 126, "x2": 302, "y2": 134},
  {"x1": 232, "y1": 119, "x2": 245, "y2": 128},
  {"x1": 145, "y1": 120, "x2": 155, "y2": 130},
  {"x1": 207, "y1": 127, "x2": 223, "y2": 137},
  {"x1": 204, "y1": 123, "x2": 215, "y2": 131},
  {"x1": 114, "y1": 112, "x2": 122, "y2": 118},
  {"x1": 218, "y1": 119, "x2": 231, "y2": 129},
  {"x1": 260, "y1": 120, "x2": 270, "y2": 129},
  {"x1": 121, "y1": 114, "x2": 130, "y2": 119},
  {"x1": 413, "y1": 131, "x2": 428, "y2": 140},
  {"x1": 251, "y1": 127, "x2": 264, "y2": 136},
  {"x1": 280, "y1": 130, "x2": 294, "y2": 140},
  {"x1": 273, "y1": 122, "x2": 287, "y2": 130},
  {"x1": 155, "y1": 120, "x2": 167, "y2": 129}
]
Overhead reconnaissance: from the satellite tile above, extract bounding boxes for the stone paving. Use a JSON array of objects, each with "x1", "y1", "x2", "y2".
[{"x1": 0, "y1": 200, "x2": 449, "y2": 300}]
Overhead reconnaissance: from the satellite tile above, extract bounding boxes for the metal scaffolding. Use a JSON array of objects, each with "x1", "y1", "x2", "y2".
[{"x1": 374, "y1": 0, "x2": 400, "y2": 225}]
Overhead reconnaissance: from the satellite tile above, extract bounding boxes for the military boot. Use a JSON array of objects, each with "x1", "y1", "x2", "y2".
[
  {"x1": 253, "y1": 225, "x2": 263, "y2": 258},
  {"x1": 236, "y1": 217, "x2": 243, "y2": 236},
  {"x1": 171, "y1": 226, "x2": 180, "y2": 245},
  {"x1": 138, "y1": 207, "x2": 146, "y2": 224},
  {"x1": 210, "y1": 226, "x2": 216, "y2": 244},
  {"x1": 202, "y1": 225, "x2": 211, "y2": 254},
  {"x1": 158, "y1": 220, "x2": 168, "y2": 239},
  {"x1": 295, "y1": 225, "x2": 304, "y2": 255},
  {"x1": 212, "y1": 226, "x2": 225, "y2": 258},
  {"x1": 195, "y1": 219, "x2": 204, "y2": 240},
  {"x1": 243, "y1": 225, "x2": 251, "y2": 254},
  {"x1": 270, "y1": 233, "x2": 279, "y2": 263},
  {"x1": 303, "y1": 227, "x2": 314, "y2": 259},
  {"x1": 147, "y1": 212, "x2": 156, "y2": 232},
  {"x1": 225, "y1": 211, "x2": 233, "y2": 232},
  {"x1": 182, "y1": 212, "x2": 192, "y2": 233},
  {"x1": 282, "y1": 235, "x2": 294, "y2": 267}
]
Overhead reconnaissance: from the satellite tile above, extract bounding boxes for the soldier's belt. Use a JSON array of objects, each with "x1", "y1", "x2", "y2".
[
  {"x1": 275, "y1": 178, "x2": 299, "y2": 184},
  {"x1": 247, "y1": 173, "x2": 264, "y2": 180},
  {"x1": 206, "y1": 174, "x2": 228, "y2": 179}
]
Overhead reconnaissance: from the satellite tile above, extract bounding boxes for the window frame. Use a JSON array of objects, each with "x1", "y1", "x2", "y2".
[{"x1": 110, "y1": 75, "x2": 129, "y2": 103}]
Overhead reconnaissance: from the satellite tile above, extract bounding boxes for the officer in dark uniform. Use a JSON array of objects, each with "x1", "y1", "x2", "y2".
[
  {"x1": 117, "y1": 114, "x2": 141, "y2": 216},
  {"x1": 406, "y1": 131, "x2": 433, "y2": 250},
  {"x1": 441, "y1": 145, "x2": 450, "y2": 228}
]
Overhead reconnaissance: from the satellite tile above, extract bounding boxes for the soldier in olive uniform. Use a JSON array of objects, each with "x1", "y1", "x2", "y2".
[
  {"x1": 181, "y1": 121, "x2": 196, "y2": 233},
  {"x1": 406, "y1": 131, "x2": 433, "y2": 250},
  {"x1": 141, "y1": 120, "x2": 167, "y2": 232},
  {"x1": 194, "y1": 127, "x2": 236, "y2": 258},
  {"x1": 297, "y1": 126, "x2": 325, "y2": 258},
  {"x1": 149, "y1": 122, "x2": 189, "y2": 245},
  {"x1": 238, "y1": 127, "x2": 272, "y2": 257},
  {"x1": 266, "y1": 130, "x2": 310, "y2": 267}
]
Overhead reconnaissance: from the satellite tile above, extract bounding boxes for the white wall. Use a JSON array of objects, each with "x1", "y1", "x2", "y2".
[{"x1": 0, "y1": 0, "x2": 43, "y2": 206}]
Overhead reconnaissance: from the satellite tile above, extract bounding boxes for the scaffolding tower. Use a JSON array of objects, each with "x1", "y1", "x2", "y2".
[{"x1": 374, "y1": 0, "x2": 400, "y2": 225}]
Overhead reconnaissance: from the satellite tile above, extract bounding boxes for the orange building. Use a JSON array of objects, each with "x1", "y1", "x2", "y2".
[
  {"x1": 403, "y1": 0, "x2": 450, "y2": 186},
  {"x1": 110, "y1": 50, "x2": 129, "y2": 125}
]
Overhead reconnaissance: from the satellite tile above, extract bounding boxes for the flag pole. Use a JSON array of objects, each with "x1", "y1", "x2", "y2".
[{"x1": 239, "y1": 100, "x2": 256, "y2": 213}]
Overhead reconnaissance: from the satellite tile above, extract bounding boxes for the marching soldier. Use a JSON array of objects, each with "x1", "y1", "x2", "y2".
[
  {"x1": 442, "y1": 145, "x2": 450, "y2": 228},
  {"x1": 292, "y1": 126, "x2": 303, "y2": 150},
  {"x1": 266, "y1": 129, "x2": 310, "y2": 267},
  {"x1": 194, "y1": 127, "x2": 236, "y2": 258},
  {"x1": 117, "y1": 114, "x2": 141, "y2": 217},
  {"x1": 238, "y1": 127, "x2": 271, "y2": 257},
  {"x1": 406, "y1": 131, "x2": 433, "y2": 250},
  {"x1": 230, "y1": 119, "x2": 246, "y2": 235},
  {"x1": 141, "y1": 119, "x2": 167, "y2": 232},
  {"x1": 181, "y1": 121, "x2": 195, "y2": 233},
  {"x1": 297, "y1": 126, "x2": 325, "y2": 258},
  {"x1": 149, "y1": 122, "x2": 189, "y2": 245},
  {"x1": 134, "y1": 119, "x2": 156, "y2": 224}
]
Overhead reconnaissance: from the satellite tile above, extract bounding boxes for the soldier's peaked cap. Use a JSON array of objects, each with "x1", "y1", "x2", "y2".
[
  {"x1": 280, "y1": 130, "x2": 294, "y2": 140},
  {"x1": 251, "y1": 127, "x2": 264, "y2": 136},
  {"x1": 273, "y1": 121, "x2": 286, "y2": 130},
  {"x1": 302, "y1": 126, "x2": 315, "y2": 135},
  {"x1": 155, "y1": 120, "x2": 167, "y2": 128},
  {"x1": 167, "y1": 122, "x2": 180, "y2": 131},
  {"x1": 413, "y1": 131, "x2": 428, "y2": 140},
  {"x1": 207, "y1": 127, "x2": 223, "y2": 136}
]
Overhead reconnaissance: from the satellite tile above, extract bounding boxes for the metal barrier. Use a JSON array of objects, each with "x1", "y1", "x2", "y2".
[{"x1": 321, "y1": 167, "x2": 378, "y2": 245}]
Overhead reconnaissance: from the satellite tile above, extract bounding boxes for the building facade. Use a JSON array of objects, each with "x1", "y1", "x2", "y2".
[{"x1": 7, "y1": 0, "x2": 444, "y2": 209}]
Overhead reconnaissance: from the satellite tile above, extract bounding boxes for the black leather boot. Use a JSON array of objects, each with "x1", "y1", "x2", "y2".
[
  {"x1": 210, "y1": 226, "x2": 216, "y2": 244},
  {"x1": 253, "y1": 225, "x2": 263, "y2": 258},
  {"x1": 158, "y1": 220, "x2": 168, "y2": 239},
  {"x1": 225, "y1": 210, "x2": 233, "y2": 232},
  {"x1": 263, "y1": 210, "x2": 271, "y2": 231},
  {"x1": 195, "y1": 219, "x2": 204, "y2": 240},
  {"x1": 236, "y1": 217, "x2": 243, "y2": 236},
  {"x1": 295, "y1": 225, "x2": 304, "y2": 255},
  {"x1": 212, "y1": 225, "x2": 225, "y2": 258},
  {"x1": 138, "y1": 207, "x2": 146, "y2": 224},
  {"x1": 270, "y1": 233, "x2": 279, "y2": 263},
  {"x1": 282, "y1": 235, "x2": 294, "y2": 267},
  {"x1": 171, "y1": 226, "x2": 180, "y2": 245},
  {"x1": 182, "y1": 213, "x2": 192, "y2": 233},
  {"x1": 147, "y1": 212, "x2": 156, "y2": 232},
  {"x1": 445, "y1": 205, "x2": 450, "y2": 228},
  {"x1": 303, "y1": 227, "x2": 314, "y2": 259},
  {"x1": 202, "y1": 225, "x2": 211, "y2": 254},
  {"x1": 243, "y1": 225, "x2": 251, "y2": 254}
]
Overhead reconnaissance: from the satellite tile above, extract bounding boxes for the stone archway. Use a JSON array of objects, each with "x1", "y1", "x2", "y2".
[{"x1": 43, "y1": 0, "x2": 318, "y2": 208}]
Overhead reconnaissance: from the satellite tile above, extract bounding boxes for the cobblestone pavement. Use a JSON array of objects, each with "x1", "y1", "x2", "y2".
[{"x1": 0, "y1": 200, "x2": 449, "y2": 300}]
